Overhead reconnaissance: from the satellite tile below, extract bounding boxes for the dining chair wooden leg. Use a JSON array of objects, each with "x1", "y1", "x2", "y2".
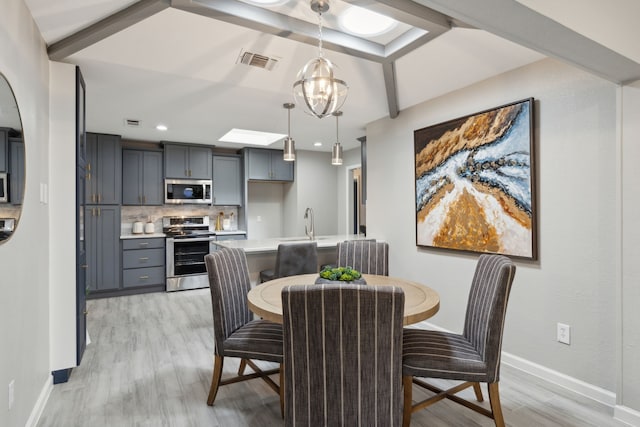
[
  {"x1": 472, "y1": 382, "x2": 484, "y2": 402},
  {"x1": 238, "y1": 358, "x2": 248, "y2": 375},
  {"x1": 402, "y1": 375, "x2": 413, "y2": 427},
  {"x1": 279, "y1": 363, "x2": 284, "y2": 419},
  {"x1": 488, "y1": 382, "x2": 505, "y2": 427},
  {"x1": 207, "y1": 355, "x2": 224, "y2": 406}
]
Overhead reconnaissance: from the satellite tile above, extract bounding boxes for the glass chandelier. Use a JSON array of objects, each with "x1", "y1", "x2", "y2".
[
  {"x1": 331, "y1": 110, "x2": 343, "y2": 165},
  {"x1": 283, "y1": 103, "x2": 295, "y2": 161},
  {"x1": 293, "y1": 0, "x2": 348, "y2": 119}
]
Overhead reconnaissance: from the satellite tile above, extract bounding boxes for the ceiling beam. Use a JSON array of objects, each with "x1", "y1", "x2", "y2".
[
  {"x1": 382, "y1": 61, "x2": 399, "y2": 118},
  {"x1": 412, "y1": 0, "x2": 640, "y2": 84},
  {"x1": 172, "y1": 0, "x2": 387, "y2": 62},
  {"x1": 47, "y1": 0, "x2": 172, "y2": 61}
]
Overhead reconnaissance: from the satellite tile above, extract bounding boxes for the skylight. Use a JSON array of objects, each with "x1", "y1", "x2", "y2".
[
  {"x1": 219, "y1": 128, "x2": 286, "y2": 146},
  {"x1": 339, "y1": 6, "x2": 397, "y2": 37}
]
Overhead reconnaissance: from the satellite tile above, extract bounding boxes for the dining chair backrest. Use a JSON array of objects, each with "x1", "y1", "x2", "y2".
[
  {"x1": 205, "y1": 248, "x2": 253, "y2": 355},
  {"x1": 336, "y1": 240, "x2": 389, "y2": 275},
  {"x1": 274, "y1": 241, "x2": 318, "y2": 278},
  {"x1": 462, "y1": 254, "x2": 516, "y2": 383},
  {"x1": 282, "y1": 284, "x2": 405, "y2": 427}
]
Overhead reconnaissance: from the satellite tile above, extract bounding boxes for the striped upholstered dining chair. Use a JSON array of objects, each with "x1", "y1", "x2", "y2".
[
  {"x1": 336, "y1": 240, "x2": 389, "y2": 275},
  {"x1": 402, "y1": 254, "x2": 516, "y2": 427},
  {"x1": 281, "y1": 284, "x2": 405, "y2": 427},
  {"x1": 204, "y1": 248, "x2": 284, "y2": 413}
]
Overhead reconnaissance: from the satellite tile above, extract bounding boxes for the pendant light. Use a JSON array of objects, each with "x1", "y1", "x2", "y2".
[
  {"x1": 283, "y1": 103, "x2": 296, "y2": 162},
  {"x1": 331, "y1": 110, "x2": 343, "y2": 166},
  {"x1": 293, "y1": 0, "x2": 348, "y2": 119}
]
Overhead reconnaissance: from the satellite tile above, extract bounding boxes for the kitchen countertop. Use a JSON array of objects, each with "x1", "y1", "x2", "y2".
[
  {"x1": 121, "y1": 233, "x2": 167, "y2": 239},
  {"x1": 120, "y1": 230, "x2": 247, "y2": 239},
  {"x1": 213, "y1": 234, "x2": 367, "y2": 253}
]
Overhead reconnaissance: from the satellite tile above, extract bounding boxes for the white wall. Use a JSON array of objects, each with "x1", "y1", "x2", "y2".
[
  {"x1": 367, "y1": 58, "x2": 619, "y2": 392},
  {"x1": 620, "y1": 81, "x2": 640, "y2": 417},
  {"x1": 287, "y1": 150, "x2": 339, "y2": 237},
  {"x1": 246, "y1": 181, "x2": 285, "y2": 239},
  {"x1": 48, "y1": 62, "x2": 77, "y2": 374},
  {"x1": 0, "y1": 0, "x2": 52, "y2": 425}
]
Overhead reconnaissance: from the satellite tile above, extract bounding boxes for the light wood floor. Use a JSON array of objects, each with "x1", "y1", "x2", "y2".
[{"x1": 38, "y1": 289, "x2": 625, "y2": 427}]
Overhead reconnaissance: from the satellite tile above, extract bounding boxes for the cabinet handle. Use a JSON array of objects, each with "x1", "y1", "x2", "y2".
[
  {"x1": 139, "y1": 276, "x2": 149, "y2": 280},
  {"x1": 97, "y1": 208, "x2": 101, "y2": 217},
  {"x1": 98, "y1": 194, "x2": 102, "y2": 203},
  {"x1": 91, "y1": 194, "x2": 96, "y2": 203},
  {"x1": 86, "y1": 172, "x2": 91, "y2": 180},
  {"x1": 81, "y1": 264, "x2": 88, "y2": 269},
  {"x1": 87, "y1": 163, "x2": 91, "y2": 172},
  {"x1": 139, "y1": 257, "x2": 149, "y2": 261},
  {"x1": 83, "y1": 309, "x2": 89, "y2": 315},
  {"x1": 139, "y1": 242, "x2": 149, "y2": 247}
]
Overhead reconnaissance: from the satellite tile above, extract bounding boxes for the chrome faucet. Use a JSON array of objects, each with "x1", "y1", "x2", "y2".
[{"x1": 304, "y1": 207, "x2": 315, "y2": 240}]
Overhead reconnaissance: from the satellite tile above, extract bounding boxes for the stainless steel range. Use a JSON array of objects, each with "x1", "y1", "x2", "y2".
[{"x1": 163, "y1": 215, "x2": 217, "y2": 292}]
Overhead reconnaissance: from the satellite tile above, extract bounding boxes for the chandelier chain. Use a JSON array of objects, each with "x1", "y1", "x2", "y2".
[{"x1": 317, "y1": 12, "x2": 324, "y2": 57}]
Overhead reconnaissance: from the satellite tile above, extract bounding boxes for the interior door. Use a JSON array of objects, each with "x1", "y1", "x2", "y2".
[{"x1": 76, "y1": 66, "x2": 87, "y2": 365}]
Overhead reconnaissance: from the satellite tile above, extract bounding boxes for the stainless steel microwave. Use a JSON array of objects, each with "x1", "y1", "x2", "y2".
[
  {"x1": 0, "y1": 173, "x2": 7, "y2": 203},
  {"x1": 164, "y1": 179, "x2": 212, "y2": 204}
]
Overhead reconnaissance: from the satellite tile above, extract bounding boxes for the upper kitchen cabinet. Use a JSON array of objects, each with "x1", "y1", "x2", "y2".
[
  {"x1": 213, "y1": 155, "x2": 242, "y2": 205},
  {"x1": 122, "y1": 149, "x2": 163, "y2": 205},
  {"x1": 164, "y1": 143, "x2": 212, "y2": 179},
  {"x1": 9, "y1": 137, "x2": 24, "y2": 205},
  {"x1": 244, "y1": 148, "x2": 294, "y2": 182},
  {"x1": 86, "y1": 132, "x2": 122, "y2": 205}
]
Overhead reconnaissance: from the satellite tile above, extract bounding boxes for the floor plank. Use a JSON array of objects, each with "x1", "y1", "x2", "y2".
[{"x1": 38, "y1": 289, "x2": 626, "y2": 426}]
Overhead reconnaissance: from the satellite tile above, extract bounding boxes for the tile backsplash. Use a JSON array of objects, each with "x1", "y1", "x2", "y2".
[{"x1": 121, "y1": 205, "x2": 239, "y2": 235}]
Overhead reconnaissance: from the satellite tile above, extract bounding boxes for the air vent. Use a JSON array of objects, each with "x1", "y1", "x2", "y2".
[
  {"x1": 124, "y1": 119, "x2": 141, "y2": 127},
  {"x1": 237, "y1": 50, "x2": 280, "y2": 71}
]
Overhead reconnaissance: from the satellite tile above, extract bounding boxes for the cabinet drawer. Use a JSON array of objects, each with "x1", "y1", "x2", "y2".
[
  {"x1": 122, "y1": 248, "x2": 164, "y2": 268},
  {"x1": 122, "y1": 266, "x2": 165, "y2": 288},
  {"x1": 122, "y1": 238, "x2": 165, "y2": 250}
]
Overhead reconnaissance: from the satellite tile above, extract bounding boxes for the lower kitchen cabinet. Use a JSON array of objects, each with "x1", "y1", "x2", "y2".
[
  {"x1": 121, "y1": 238, "x2": 165, "y2": 290},
  {"x1": 85, "y1": 205, "x2": 121, "y2": 293}
]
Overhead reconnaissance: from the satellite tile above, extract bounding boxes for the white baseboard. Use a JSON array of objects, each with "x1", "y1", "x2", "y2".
[
  {"x1": 615, "y1": 405, "x2": 640, "y2": 426},
  {"x1": 500, "y1": 352, "x2": 616, "y2": 407},
  {"x1": 25, "y1": 376, "x2": 53, "y2": 427},
  {"x1": 417, "y1": 321, "x2": 617, "y2": 408}
]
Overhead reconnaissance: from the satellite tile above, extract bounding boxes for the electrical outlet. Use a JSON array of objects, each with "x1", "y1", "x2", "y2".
[
  {"x1": 557, "y1": 323, "x2": 571, "y2": 345},
  {"x1": 8, "y1": 379, "x2": 14, "y2": 410}
]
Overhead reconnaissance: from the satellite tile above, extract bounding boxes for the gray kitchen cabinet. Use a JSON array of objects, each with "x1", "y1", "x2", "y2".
[
  {"x1": 0, "y1": 128, "x2": 7, "y2": 172},
  {"x1": 164, "y1": 143, "x2": 212, "y2": 179},
  {"x1": 86, "y1": 132, "x2": 121, "y2": 205},
  {"x1": 121, "y1": 238, "x2": 165, "y2": 289},
  {"x1": 213, "y1": 155, "x2": 242, "y2": 205},
  {"x1": 85, "y1": 205, "x2": 121, "y2": 293},
  {"x1": 122, "y1": 149, "x2": 163, "y2": 205},
  {"x1": 9, "y1": 137, "x2": 24, "y2": 204},
  {"x1": 245, "y1": 148, "x2": 294, "y2": 181}
]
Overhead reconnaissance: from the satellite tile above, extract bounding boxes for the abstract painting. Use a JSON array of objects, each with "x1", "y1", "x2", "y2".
[{"x1": 414, "y1": 98, "x2": 536, "y2": 259}]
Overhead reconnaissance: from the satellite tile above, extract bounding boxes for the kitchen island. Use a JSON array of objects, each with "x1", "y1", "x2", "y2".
[{"x1": 214, "y1": 234, "x2": 367, "y2": 285}]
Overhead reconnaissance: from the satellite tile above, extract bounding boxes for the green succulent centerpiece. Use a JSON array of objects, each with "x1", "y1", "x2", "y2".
[{"x1": 315, "y1": 266, "x2": 366, "y2": 285}]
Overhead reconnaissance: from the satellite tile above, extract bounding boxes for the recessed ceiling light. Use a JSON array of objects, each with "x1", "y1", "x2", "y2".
[
  {"x1": 314, "y1": 142, "x2": 323, "y2": 147},
  {"x1": 339, "y1": 6, "x2": 397, "y2": 37},
  {"x1": 156, "y1": 124, "x2": 168, "y2": 131},
  {"x1": 219, "y1": 128, "x2": 287, "y2": 146}
]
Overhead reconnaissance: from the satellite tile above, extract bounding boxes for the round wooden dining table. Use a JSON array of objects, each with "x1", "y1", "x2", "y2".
[{"x1": 247, "y1": 273, "x2": 440, "y2": 325}]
